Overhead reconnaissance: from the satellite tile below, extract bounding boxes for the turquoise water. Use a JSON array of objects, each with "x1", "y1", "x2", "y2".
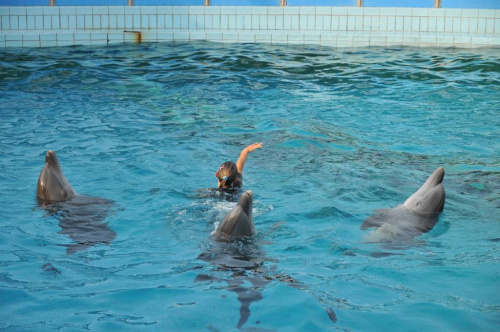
[{"x1": 0, "y1": 42, "x2": 499, "y2": 331}]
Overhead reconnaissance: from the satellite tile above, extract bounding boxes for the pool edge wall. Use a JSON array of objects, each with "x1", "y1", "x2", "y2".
[{"x1": 0, "y1": 6, "x2": 499, "y2": 48}]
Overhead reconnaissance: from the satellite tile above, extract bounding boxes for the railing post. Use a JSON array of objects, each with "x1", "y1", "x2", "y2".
[
  {"x1": 434, "y1": 0, "x2": 442, "y2": 8},
  {"x1": 356, "y1": 0, "x2": 363, "y2": 6},
  {"x1": 280, "y1": 0, "x2": 287, "y2": 6},
  {"x1": 49, "y1": 0, "x2": 56, "y2": 6},
  {"x1": 204, "y1": 0, "x2": 210, "y2": 5},
  {"x1": 128, "y1": 0, "x2": 134, "y2": 6}
]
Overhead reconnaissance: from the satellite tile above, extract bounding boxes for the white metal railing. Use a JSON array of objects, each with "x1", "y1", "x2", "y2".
[{"x1": 45, "y1": 0, "x2": 446, "y2": 8}]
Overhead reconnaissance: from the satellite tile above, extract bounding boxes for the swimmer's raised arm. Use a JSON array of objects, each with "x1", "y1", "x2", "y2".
[{"x1": 236, "y1": 142, "x2": 263, "y2": 174}]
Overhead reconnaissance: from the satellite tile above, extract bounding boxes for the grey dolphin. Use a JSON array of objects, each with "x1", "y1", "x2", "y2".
[
  {"x1": 37, "y1": 150, "x2": 76, "y2": 202},
  {"x1": 36, "y1": 150, "x2": 116, "y2": 254},
  {"x1": 214, "y1": 190, "x2": 255, "y2": 241},
  {"x1": 361, "y1": 167, "x2": 445, "y2": 242}
]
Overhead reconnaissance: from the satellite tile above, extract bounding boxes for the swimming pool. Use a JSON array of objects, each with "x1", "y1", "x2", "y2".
[{"x1": 0, "y1": 42, "x2": 499, "y2": 331}]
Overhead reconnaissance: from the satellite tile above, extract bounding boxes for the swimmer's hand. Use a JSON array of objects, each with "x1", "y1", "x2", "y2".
[
  {"x1": 237, "y1": 142, "x2": 263, "y2": 173},
  {"x1": 245, "y1": 142, "x2": 263, "y2": 152}
]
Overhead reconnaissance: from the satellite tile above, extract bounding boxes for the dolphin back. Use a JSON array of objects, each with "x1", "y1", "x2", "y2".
[
  {"x1": 362, "y1": 205, "x2": 440, "y2": 242},
  {"x1": 39, "y1": 195, "x2": 116, "y2": 255},
  {"x1": 361, "y1": 208, "x2": 394, "y2": 229}
]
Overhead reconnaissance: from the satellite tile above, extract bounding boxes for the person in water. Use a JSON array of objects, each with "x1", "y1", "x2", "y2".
[{"x1": 215, "y1": 142, "x2": 263, "y2": 189}]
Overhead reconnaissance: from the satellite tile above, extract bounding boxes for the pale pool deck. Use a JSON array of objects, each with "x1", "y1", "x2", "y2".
[{"x1": 1, "y1": 6, "x2": 499, "y2": 48}]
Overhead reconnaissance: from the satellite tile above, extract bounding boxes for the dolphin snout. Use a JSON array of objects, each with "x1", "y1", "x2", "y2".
[
  {"x1": 45, "y1": 150, "x2": 56, "y2": 164},
  {"x1": 433, "y1": 167, "x2": 445, "y2": 185}
]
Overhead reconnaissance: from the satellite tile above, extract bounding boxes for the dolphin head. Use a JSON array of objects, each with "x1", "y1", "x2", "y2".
[
  {"x1": 37, "y1": 150, "x2": 76, "y2": 202},
  {"x1": 403, "y1": 167, "x2": 445, "y2": 215},
  {"x1": 238, "y1": 190, "x2": 253, "y2": 218}
]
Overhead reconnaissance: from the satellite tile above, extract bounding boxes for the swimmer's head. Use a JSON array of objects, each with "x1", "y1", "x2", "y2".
[{"x1": 215, "y1": 161, "x2": 238, "y2": 188}]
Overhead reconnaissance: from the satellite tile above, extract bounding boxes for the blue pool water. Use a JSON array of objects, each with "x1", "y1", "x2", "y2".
[{"x1": 0, "y1": 42, "x2": 499, "y2": 331}]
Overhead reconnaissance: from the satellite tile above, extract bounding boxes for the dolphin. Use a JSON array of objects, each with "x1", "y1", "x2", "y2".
[
  {"x1": 37, "y1": 150, "x2": 76, "y2": 202},
  {"x1": 214, "y1": 190, "x2": 255, "y2": 241},
  {"x1": 36, "y1": 150, "x2": 116, "y2": 254},
  {"x1": 197, "y1": 190, "x2": 335, "y2": 328},
  {"x1": 402, "y1": 167, "x2": 445, "y2": 215},
  {"x1": 361, "y1": 167, "x2": 445, "y2": 242}
]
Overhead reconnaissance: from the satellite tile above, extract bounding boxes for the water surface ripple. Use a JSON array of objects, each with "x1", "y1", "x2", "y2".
[{"x1": 0, "y1": 42, "x2": 499, "y2": 331}]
